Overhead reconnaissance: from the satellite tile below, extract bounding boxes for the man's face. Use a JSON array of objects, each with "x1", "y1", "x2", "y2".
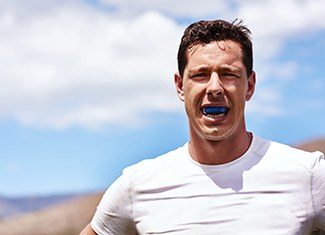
[{"x1": 175, "y1": 40, "x2": 255, "y2": 142}]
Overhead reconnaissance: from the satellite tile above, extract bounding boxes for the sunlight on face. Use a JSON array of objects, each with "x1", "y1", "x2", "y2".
[{"x1": 175, "y1": 40, "x2": 255, "y2": 142}]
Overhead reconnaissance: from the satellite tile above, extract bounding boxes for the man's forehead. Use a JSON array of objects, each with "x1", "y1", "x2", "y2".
[{"x1": 187, "y1": 41, "x2": 243, "y2": 64}]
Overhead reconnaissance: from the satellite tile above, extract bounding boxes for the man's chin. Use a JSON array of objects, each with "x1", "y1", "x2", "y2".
[{"x1": 200, "y1": 129, "x2": 231, "y2": 142}]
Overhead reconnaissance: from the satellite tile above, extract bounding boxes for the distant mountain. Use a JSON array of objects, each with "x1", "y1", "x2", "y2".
[
  {"x1": 0, "y1": 192, "x2": 103, "y2": 235},
  {"x1": 0, "y1": 194, "x2": 77, "y2": 220},
  {"x1": 295, "y1": 137, "x2": 325, "y2": 154}
]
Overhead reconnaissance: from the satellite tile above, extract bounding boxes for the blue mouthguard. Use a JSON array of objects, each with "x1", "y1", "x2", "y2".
[{"x1": 203, "y1": 107, "x2": 228, "y2": 114}]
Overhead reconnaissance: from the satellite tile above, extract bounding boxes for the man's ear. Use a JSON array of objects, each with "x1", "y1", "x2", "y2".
[
  {"x1": 245, "y1": 71, "x2": 256, "y2": 101},
  {"x1": 174, "y1": 72, "x2": 185, "y2": 102}
]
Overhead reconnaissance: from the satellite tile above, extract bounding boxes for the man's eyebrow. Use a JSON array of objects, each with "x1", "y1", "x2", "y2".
[
  {"x1": 188, "y1": 66, "x2": 210, "y2": 73},
  {"x1": 219, "y1": 65, "x2": 241, "y2": 72},
  {"x1": 188, "y1": 65, "x2": 242, "y2": 74}
]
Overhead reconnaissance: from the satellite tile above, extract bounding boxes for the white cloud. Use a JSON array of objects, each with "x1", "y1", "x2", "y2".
[
  {"x1": 0, "y1": 4, "x2": 183, "y2": 129},
  {"x1": 247, "y1": 86, "x2": 284, "y2": 118},
  {"x1": 98, "y1": 0, "x2": 233, "y2": 19},
  {"x1": 237, "y1": 0, "x2": 325, "y2": 59},
  {"x1": 0, "y1": 0, "x2": 324, "y2": 130}
]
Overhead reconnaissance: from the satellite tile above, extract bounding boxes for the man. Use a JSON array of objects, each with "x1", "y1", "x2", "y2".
[{"x1": 81, "y1": 19, "x2": 325, "y2": 234}]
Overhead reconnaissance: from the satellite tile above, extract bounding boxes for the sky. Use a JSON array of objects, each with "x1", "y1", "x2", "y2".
[{"x1": 0, "y1": 0, "x2": 324, "y2": 197}]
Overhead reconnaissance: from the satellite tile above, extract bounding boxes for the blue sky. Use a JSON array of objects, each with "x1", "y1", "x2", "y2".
[{"x1": 0, "y1": 0, "x2": 324, "y2": 197}]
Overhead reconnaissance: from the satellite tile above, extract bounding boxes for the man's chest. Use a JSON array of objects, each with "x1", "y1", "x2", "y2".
[{"x1": 132, "y1": 171, "x2": 313, "y2": 234}]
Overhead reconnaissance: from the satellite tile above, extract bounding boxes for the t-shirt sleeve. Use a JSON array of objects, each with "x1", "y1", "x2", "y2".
[
  {"x1": 91, "y1": 169, "x2": 137, "y2": 234},
  {"x1": 312, "y1": 151, "x2": 325, "y2": 231}
]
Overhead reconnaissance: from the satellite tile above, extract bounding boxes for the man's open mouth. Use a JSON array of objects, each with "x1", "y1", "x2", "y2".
[{"x1": 201, "y1": 106, "x2": 229, "y2": 118}]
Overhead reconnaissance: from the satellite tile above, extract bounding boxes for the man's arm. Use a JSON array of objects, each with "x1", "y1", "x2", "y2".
[
  {"x1": 79, "y1": 223, "x2": 97, "y2": 235},
  {"x1": 81, "y1": 171, "x2": 135, "y2": 234}
]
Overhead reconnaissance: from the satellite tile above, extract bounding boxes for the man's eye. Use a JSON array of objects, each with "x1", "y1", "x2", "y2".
[
  {"x1": 192, "y1": 73, "x2": 207, "y2": 78},
  {"x1": 223, "y1": 73, "x2": 238, "y2": 79}
]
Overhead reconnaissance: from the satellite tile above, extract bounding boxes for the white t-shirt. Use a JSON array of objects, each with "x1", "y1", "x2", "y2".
[{"x1": 91, "y1": 134, "x2": 325, "y2": 234}]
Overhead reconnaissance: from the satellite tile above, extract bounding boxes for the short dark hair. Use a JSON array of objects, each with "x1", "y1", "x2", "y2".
[{"x1": 177, "y1": 19, "x2": 253, "y2": 78}]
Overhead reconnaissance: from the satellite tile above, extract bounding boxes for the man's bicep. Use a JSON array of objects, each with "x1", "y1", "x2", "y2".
[
  {"x1": 79, "y1": 223, "x2": 98, "y2": 235},
  {"x1": 91, "y1": 171, "x2": 137, "y2": 234},
  {"x1": 312, "y1": 153, "x2": 325, "y2": 231}
]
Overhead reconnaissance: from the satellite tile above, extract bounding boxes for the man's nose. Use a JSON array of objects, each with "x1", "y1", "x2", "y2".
[{"x1": 207, "y1": 72, "x2": 223, "y2": 97}]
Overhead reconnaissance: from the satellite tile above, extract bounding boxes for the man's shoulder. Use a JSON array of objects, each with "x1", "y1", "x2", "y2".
[
  {"x1": 265, "y1": 138, "x2": 324, "y2": 171},
  {"x1": 268, "y1": 138, "x2": 322, "y2": 157},
  {"x1": 123, "y1": 143, "x2": 189, "y2": 177}
]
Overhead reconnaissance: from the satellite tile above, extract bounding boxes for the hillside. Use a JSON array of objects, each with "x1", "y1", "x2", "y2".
[
  {"x1": 0, "y1": 192, "x2": 103, "y2": 235},
  {"x1": 295, "y1": 137, "x2": 325, "y2": 154},
  {"x1": 0, "y1": 194, "x2": 76, "y2": 220}
]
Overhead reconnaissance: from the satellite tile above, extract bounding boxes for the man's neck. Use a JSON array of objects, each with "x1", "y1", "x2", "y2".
[{"x1": 188, "y1": 131, "x2": 253, "y2": 165}]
